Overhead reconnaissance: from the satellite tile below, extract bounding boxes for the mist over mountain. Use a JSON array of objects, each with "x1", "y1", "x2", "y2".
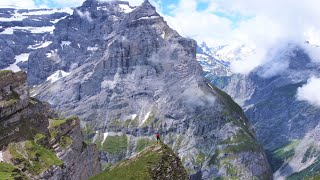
[{"x1": 200, "y1": 39, "x2": 320, "y2": 178}]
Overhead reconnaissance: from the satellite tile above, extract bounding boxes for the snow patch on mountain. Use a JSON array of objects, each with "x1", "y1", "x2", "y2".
[
  {"x1": 61, "y1": 41, "x2": 71, "y2": 48},
  {"x1": 97, "y1": 6, "x2": 107, "y2": 11},
  {"x1": 136, "y1": 15, "x2": 160, "y2": 21},
  {"x1": 29, "y1": 41, "x2": 52, "y2": 49},
  {"x1": 102, "y1": 132, "x2": 109, "y2": 145},
  {"x1": 46, "y1": 53, "x2": 52, "y2": 58},
  {"x1": 24, "y1": 8, "x2": 73, "y2": 15},
  {"x1": 50, "y1": 16, "x2": 69, "y2": 24},
  {"x1": 140, "y1": 111, "x2": 151, "y2": 127},
  {"x1": 0, "y1": 26, "x2": 55, "y2": 34},
  {"x1": 3, "y1": 53, "x2": 30, "y2": 72},
  {"x1": 131, "y1": 114, "x2": 137, "y2": 120},
  {"x1": 87, "y1": 46, "x2": 99, "y2": 51},
  {"x1": 0, "y1": 8, "x2": 72, "y2": 22},
  {"x1": 46, "y1": 70, "x2": 70, "y2": 83}
]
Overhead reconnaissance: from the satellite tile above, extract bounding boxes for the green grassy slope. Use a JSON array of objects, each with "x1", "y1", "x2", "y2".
[{"x1": 90, "y1": 143, "x2": 187, "y2": 180}]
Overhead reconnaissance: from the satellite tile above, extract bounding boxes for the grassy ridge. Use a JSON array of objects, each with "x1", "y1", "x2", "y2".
[{"x1": 90, "y1": 143, "x2": 188, "y2": 180}]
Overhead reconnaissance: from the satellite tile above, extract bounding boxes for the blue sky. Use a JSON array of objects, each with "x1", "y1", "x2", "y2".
[
  {"x1": 31, "y1": 0, "x2": 243, "y2": 27},
  {"x1": 34, "y1": 0, "x2": 56, "y2": 7},
  {"x1": 159, "y1": 0, "x2": 244, "y2": 28},
  {"x1": 156, "y1": 0, "x2": 179, "y2": 15},
  {"x1": 1, "y1": 0, "x2": 247, "y2": 44}
]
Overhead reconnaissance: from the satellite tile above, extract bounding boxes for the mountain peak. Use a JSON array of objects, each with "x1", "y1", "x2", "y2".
[
  {"x1": 142, "y1": 0, "x2": 151, "y2": 5},
  {"x1": 140, "y1": 0, "x2": 155, "y2": 9}
]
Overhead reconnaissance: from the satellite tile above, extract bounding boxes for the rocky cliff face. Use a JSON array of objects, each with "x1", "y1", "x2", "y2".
[
  {"x1": 0, "y1": 70, "x2": 101, "y2": 179},
  {"x1": 26, "y1": 0, "x2": 272, "y2": 179},
  {"x1": 0, "y1": 70, "x2": 48, "y2": 147},
  {"x1": 204, "y1": 43, "x2": 320, "y2": 176}
]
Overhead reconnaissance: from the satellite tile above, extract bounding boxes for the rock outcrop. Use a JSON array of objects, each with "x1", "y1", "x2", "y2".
[
  {"x1": 28, "y1": 0, "x2": 272, "y2": 179},
  {"x1": 0, "y1": 70, "x2": 101, "y2": 179},
  {"x1": 0, "y1": 70, "x2": 48, "y2": 147}
]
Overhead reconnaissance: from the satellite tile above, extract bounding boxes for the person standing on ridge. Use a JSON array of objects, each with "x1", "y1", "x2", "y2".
[{"x1": 156, "y1": 133, "x2": 160, "y2": 144}]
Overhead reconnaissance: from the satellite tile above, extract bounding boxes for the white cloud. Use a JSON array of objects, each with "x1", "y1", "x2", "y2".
[
  {"x1": 160, "y1": 0, "x2": 320, "y2": 75},
  {"x1": 230, "y1": 48, "x2": 267, "y2": 74},
  {"x1": 303, "y1": 43, "x2": 320, "y2": 64},
  {"x1": 297, "y1": 77, "x2": 320, "y2": 107},
  {"x1": 0, "y1": 0, "x2": 37, "y2": 8},
  {"x1": 76, "y1": 10, "x2": 93, "y2": 22},
  {"x1": 163, "y1": 0, "x2": 234, "y2": 46},
  {"x1": 224, "y1": 0, "x2": 320, "y2": 74},
  {"x1": 49, "y1": 0, "x2": 84, "y2": 7},
  {"x1": 182, "y1": 84, "x2": 216, "y2": 109}
]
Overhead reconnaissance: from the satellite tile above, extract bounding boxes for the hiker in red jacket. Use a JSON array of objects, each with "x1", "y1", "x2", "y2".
[{"x1": 156, "y1": 133, "x2": 160, "y2": 144}]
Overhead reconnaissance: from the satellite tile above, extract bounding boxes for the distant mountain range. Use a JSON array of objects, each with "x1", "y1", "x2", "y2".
[
  {"x1": 196, "y1": 42, "x2": 253, "y2": 76},
  {"x1": 198, "y1": 41, "x2": 320, "y2": 178}
]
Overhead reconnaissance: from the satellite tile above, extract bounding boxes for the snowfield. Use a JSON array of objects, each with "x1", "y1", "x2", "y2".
[{"x1": 4, "y1": 53, "x2": 30, "y2": 72}]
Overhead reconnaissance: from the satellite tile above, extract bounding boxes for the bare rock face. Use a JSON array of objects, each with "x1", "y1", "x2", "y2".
[
  {"x1": 29, "y1": 1, "x2": 272, "y2": 179},
  {"x1": 40, "y1": 117, "x2": 101, "y2": 180},
  {"x1": 0, "y1": 70, "x2": 101, "y2": 179},
  {"x1": 0, "y1": 70, "x2": 30, "y2": 118}
]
